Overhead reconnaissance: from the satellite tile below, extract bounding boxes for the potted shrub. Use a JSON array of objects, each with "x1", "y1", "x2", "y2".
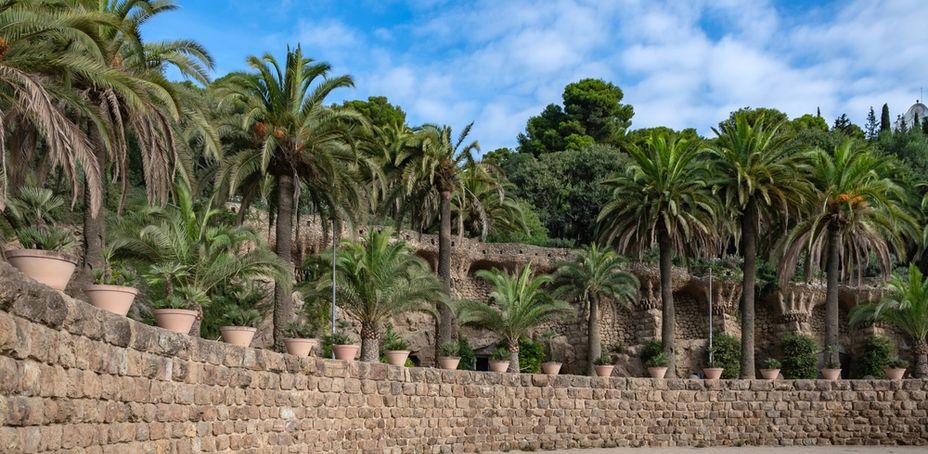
[
  {"x1": 821, "y1": 346, "x2": 841, "y2": 380},
  {"x1": 381, "y1": 326, "x2": 411, "y2": 366},
  {"x1": 218, "y1": 304, "x2": 262, "y2": 347},
  {"x1": 3, "y1": 188, "x2": 78, "y2": 291},
  {"x1": 646, "y1": 352, "x2": 669, "y2": 378},
  {"x1": 540, "y1": 330, "x2": 562, "y2": 376},
  {"x1": 437, "y1": 341, "x2": 461, "y2": 370},
  {"x1": 760, "y1": 358, "x2": 782, "y2": 380},
  {"x1": 489, "y1": 347, "x2": 510, "y2": 373},
  {"x1": 284, "y1": 321, "x2": 319, "y2": 356},
  {"x1": 152, "y1": 289, "x2": 200, "y2": 335},
  {"x1": 885, "y1": 357, "x2": 908, "y2": 380},
  {"x1": 703, "y1": 341, "x2": 724, "y2": 379},
  {"x1": 329, "y1": 331, "x2": 359, "y2": 361},
  {"x1": 593, "y1": 355, "x2": 615, "y2": 377},
  {"x1": 84, "y1": 245, "x2": 139, "y2": 316}
]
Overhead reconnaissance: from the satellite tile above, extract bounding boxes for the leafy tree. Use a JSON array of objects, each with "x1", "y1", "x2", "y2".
[
  {"x1": 865, "y1": 107, "x2": 879, "y2": 140},
  {"x1": 832, "y1": 114, "x2": 866, "y2": 140},
  {"x1": 778, "y1": 140, "x2": 911, "y2": 367},
  {"x1": 718, "y1": 107, "x2": 789, "y2": 130},
  {"x1": 319, "y1": 228, "x2": 444, "y2": 362},
  {"x1": 791, "y1": 114, "x2": 829, "y2": 133},
  {"x1": 598, "y1": 132, "x2": 717, "y2": 375},
  {"x1": 456, "y1": 264, "x2": 575, "y2": 372},
  {"x1": 881, "y1": 104, "x2": 892, "y2": 133},
  {"x1": 517, "y1": 79, "x2": 633, "y2": 155},
  {"x1": 851, "y1": 265, "x2": 928, "y2": 377},
  {"x1": 342, "y1": 96, "x2": 406, "y2": 130},
  {"x1": 708, "y1": 112, "x2": 812, "y2": 378},
  {"x1": 552, "y1": 244, "x2": 639, "y2": 375}
]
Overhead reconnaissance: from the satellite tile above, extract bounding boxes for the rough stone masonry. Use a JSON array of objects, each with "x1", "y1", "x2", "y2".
[{"x1": 0, "y1": 261, "x2": 926, "y2": 453}]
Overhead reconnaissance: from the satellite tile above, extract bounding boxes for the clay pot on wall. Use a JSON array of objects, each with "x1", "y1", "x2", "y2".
[
  {"x1": 153, "y1": 309, "x2": 198, "y2": 334},
  {"x1": 84, "y1": 284, "x2": 138, "y2": 316},
  {"x1": 760, "y1": 368, "x2": 780, "y2": 380},
  {"x1": 437, "y1": 356, "x2": 460, "y2": 370},
  {"x1": 648, "y1": 367, "x2": 668, "y2": 379},
  {"x1": 220, "y1": 326, "x2": 257, "y2": 347},
  {"x1": 384, "y1": 350, "x2": 410, "y2": 366},
  {"x1": 6, "y1": 249, "x2": 77, "y2": 291},
  {"x1": 541, "y1": 361, "x2": 562, "y2": 376},
  {"x1": 594, "y1": 365, "x2": 615, "y2": 377},
  {"x1": 703, "y1": 368, "x2": 723, "y2": 380},
  {"x1": 283, "y1": 338, "x2": 318, "y2": 357},
  {"x1": 333, "y1": 344, "x2": 360, "y2": 361},
  {"x1": 884, "y1": 367, "x2": 906, "y2": 380},
  {"x1": 489, "y1": 360, "x2": 510, "y2": 373},
  {"x1": 821, "y1": 368, "x2": 841, "y2": 381}
]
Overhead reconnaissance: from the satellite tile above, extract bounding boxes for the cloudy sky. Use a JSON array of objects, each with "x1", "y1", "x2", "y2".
[{"x1": 145, "y1": 0, "x2": 928, "y2": 151}]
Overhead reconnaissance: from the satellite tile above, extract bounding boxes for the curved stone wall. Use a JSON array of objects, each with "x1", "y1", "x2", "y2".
[{"x1": 1, "y1": 262, "x2": 927, "y2": 452}]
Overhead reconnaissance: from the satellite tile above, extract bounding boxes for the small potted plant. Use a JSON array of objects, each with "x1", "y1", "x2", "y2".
[
  {"x1": 3, "y1": 188, "x2": 78, "y2": 291},
  {"x1": 821, "y1": 346, "x2": 841, "y2": 380},
  {"x1": 437, "y1": 341, "x2": 461, "y2": 370},
  {"x1": 885, "y1": 357, "x2": 908, "y2": 380},
  {"x1": 760, "y1": 358, "x2": 781, "y2": 380},
  {"x1": 329, "y1": 331, "x2": 359, "y2": 361},
  {"x1": 152, "y1": 291, "x2": 199, "y2": 334},
  {"x1": 84, "y1": 245, "x2": 139, "y2": 316},
  {"x1": 489, "y1": 347, "x2": 510, "y2": 373},
  {"x1": 593, "y1": 355, "x2": 615, "y2": 377},
  {"x1": 381, "y1": 325, "x2": 411, "y2": 366},
  {"x1": 283, "y1": 321, "x2": 319, "y2": 357},
  {"x1": 540, "y1": 330, "x2": 562, "y2": 375},
  {"x1": 218, "y1": 304, "x2": 262, "y2": 347},
  {"x1": 646, "y1": 352, "x2": 669, "y2": 378}
]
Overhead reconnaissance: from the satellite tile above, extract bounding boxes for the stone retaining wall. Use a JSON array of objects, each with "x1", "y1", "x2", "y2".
[{"x1": 1, "y1": 262, "x2": 926, "y2": 453}]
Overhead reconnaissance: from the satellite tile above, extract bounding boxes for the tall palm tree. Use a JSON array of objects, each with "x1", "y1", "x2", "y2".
[
  {"x1": 399, "y1": 123, "x2": 479, "y2": 352},
  {"x1": 598, "y1": 131, "x2": 716, "y2": 376},
  {"x1": 457, "y1": 264, "x2": 575, "y2": 372},
  {"x1": 552, "y1": 244, "x2": 639, "y2": 375},
  {"x1": 215, "y1": 45, "x2": 370, "y2": 349},
  {"x1": 850, "y1": 265, "x2": 928, "y2": 377},
  {"x1": 318, "y1": 228, "x2": 444, "y2": 361},
  {"x1": 707, "y1": 112, "x2": 811, "y2": 378},
  {"x1": 778, "y1": 140, "x2": 910, "y2": 366},
  {"x1": 452, "y1": 162, "x2": 527, "y2": 242}
]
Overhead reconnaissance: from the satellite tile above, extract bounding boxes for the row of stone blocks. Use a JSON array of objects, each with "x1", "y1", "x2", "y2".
[{"x1": 1, "y1": 261, "x2": 927, "y2": 453}]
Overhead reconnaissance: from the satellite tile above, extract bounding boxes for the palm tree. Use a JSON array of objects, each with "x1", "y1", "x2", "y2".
[
  {"x1": 779, "y1": 140, "x2": 910, "y2": 366},
  {"x1": 457, "y1": 264, "x2": 574, "y2": 372},
  {"x1": 118, "y1": 181, "x2": 289, "y2": 335},
  {"x1": 552, "y1": 244, "x2": 639, "y2": 375},
  {"x1": 850, "y1": 265, "x2": 928, "y2": 377},
  {"x1": 318, "y1": 228, "x2": 444, "y2": 362},
  {"x1": 452, "y1": 163, "x2": 527, "y2": 242},
  {"x1": 598, "y1": 131, "x2": 716, "y2": 376},
  {"x1": 398, "y1": 123, "x2": 479, "y2": 352},
  {"x1": 707, "y1": 112, "x2": 811, "y2": 378},
  {"x1": 215, "y1": 45, "x2": 370, "y2": 349}
]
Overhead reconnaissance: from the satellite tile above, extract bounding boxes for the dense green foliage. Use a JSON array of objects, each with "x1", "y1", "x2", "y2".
[
  {"x1": 780, "y1": 335, "x2": 819, "y2": 379},
  {"x1": 517, "y1": 336, "x2": 544, "y2": 373},
  {"x1": 854, "y1": 336, "x2": 894, "y2": 378},
  {"x1": 709, "y1": 334, "x2": 741, "y2": 379}
]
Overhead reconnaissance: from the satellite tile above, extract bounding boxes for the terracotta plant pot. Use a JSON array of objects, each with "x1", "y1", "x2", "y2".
[
  {"x1": 489, "y1": 360, "x2": 510, "y2": 373},
  {"x1": 84, "y1": 284, "x2": 138, "y2": 316},
  {"x1": 6, "y1": 249, "x2": 77, "y2": 291},
  {"x1": 821, "y1": 368, "x2": 841, "y2": 381},
  {"x1": 885, "y1": 367, "x2": 906, "y2": 380},
  {"x1": 283, "y1": 338, "x2": 318, "y2": 357},
  {"x1": 703, "y1": 367, "x2": 724, "y2": 380},
  {"x1": 153, "y1": 309, "x2": 198, "y2": 334},
  {"x1": 220, "y1": 326, "x2": 257, "y2": 347},
  {"x1": 648, "y1": 367, "x2": 668, "y2": 379},
  {"x1": 384, "y1": 350, "x2": 410, "y2": 366},
  {"x1": 594, "y1": 365, "x2": 615, "y2": 377},
  {"x1": 760, "y1": 368, "x2": 781, "y2": 380},
  {"x1": 332, "y1": 344, "x2": 360, "y2": 361},
  {"x1": 541, "y1": 361, "x2": 562, "y2": 376},
  {"x1": 437, "y1": 356, "x2": 460, "y2": 370}
]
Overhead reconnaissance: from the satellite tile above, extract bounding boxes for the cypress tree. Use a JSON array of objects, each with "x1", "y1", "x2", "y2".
[
  {"x1": 880, "y1": 104, "x2": 891, "y2": 132},
  {"x1": 922, "y1": 117, "x2": 928, "y2": 135},
  {"x1": 865, "y1": 106, "x2": 878, "y2": 140}
]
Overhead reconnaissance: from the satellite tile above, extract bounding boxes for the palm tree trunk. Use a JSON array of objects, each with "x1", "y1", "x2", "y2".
[
  {"x1": 657, "y1": 222, "x2": 675, "y2": 377},
  {"x1": 740, "y1": 197, "x2": 758, "y2": 379},
  {"x1": 82, "y1": 146, "x2": 105, "y2": 274},
  {"x1": 436, "y1": 189, "x2": 455, "y2": 355},
  {"x1": 360, "y1": 323, "x2": 380, "y2": 363},
  {"x1": 914, "y1": 341, "x2": 928, "y2": 378},
  {"x1": 508, "y1": 339, "x2": 520, "y2": 373},
  {"x1": 824, "y1": 223, "x2": 841, "y2": 368},
  {"x1": 272, "y1": 173, "x2": 295, "y2": 351},
  {"x1": 587, "y1": 296, "x2": 601, "y2": 376}
]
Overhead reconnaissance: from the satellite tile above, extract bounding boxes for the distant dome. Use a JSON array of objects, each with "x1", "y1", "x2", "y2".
[{"x1": 903, "y1": 101, "x2": 928, "y2": 128}]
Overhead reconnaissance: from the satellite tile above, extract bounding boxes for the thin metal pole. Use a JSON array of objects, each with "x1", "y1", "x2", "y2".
[
  {"x1": 708, "y1": 263, "x2": 714, "y2": 367},
  {"x1": 331, "y1": 217, "x2": 337, "y2": 359}
]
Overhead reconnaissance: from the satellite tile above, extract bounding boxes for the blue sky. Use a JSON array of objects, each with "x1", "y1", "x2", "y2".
[{"x1": 144, "y1": 0, "x2": 928, "y2": 151}]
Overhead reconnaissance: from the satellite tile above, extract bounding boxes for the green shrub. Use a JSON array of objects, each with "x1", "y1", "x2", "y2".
[
  {"x1": 457, "y1": 338, "x2": 476, "y2": 371},
  {"x1": 439, "y1": 341, "x2": 460, "y2": 357},
  {"x1": 855, "y1": 336, "x2": 894, "y2": 378},
  {"x1": 640, "y1": 339, "x2": 663, "y2": 363},
  {"x1": 644, "y1": 352, "x2": 669, "y2": 368},
  {"x1": 518, "y1": 337, "x2": 544, "y2": 373},
  {"x1": 762, "y1": 358, "x2": 782, "y2": 369},
  {"x1": 781, "y1": 335, "x2": 819, "y2": 379},
  {"x1": 490, "y1": 347, "x2": 509, "y2": 361},
  {"x1": 593, "y1": 355, "x2": 613, "y2": 366},
  {"x1": 887, "y1": 357, "x2": 908, "y2": 369},
  {"x1": 708, "y1": 334, "x2": 741, "y2": 379}
]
